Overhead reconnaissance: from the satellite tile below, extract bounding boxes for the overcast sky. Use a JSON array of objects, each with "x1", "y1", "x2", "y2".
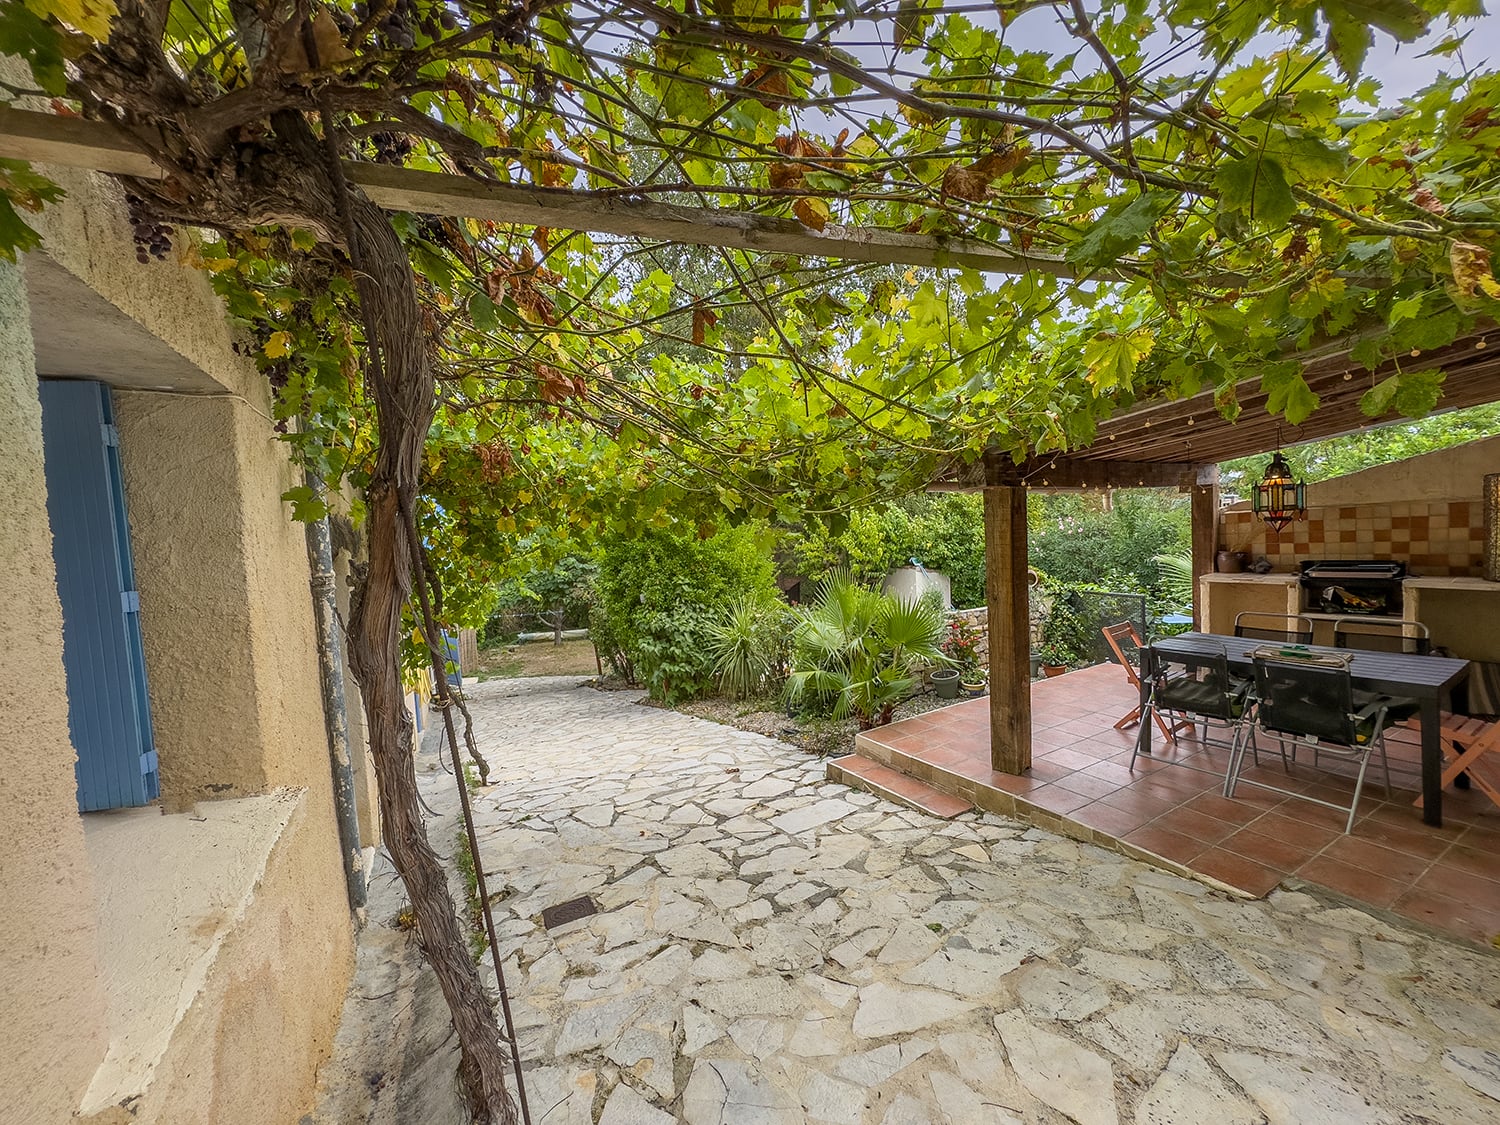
[{"x1": 828, "y1": 4, "x2": 1499, "y2": 106}]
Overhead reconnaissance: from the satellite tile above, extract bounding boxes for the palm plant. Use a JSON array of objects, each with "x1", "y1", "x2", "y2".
[
  {"x1": 706, "y1": 596, "x2": 784, "y2": 699},
  {"x1": 1153, "y1": 551, "x2": 1195, "y2": 607},
  {"x1": 786, "y1": 572, "x2": 948, "y2": 729}
]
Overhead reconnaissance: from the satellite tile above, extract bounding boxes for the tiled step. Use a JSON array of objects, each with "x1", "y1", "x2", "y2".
[{"x1": 828, "y1": 754, "x2": 974, "y2": 819}]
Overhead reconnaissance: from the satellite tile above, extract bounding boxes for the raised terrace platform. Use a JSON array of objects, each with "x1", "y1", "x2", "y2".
[{"x1": 829, "y1": 663, "x2": 1500, "y2": 947}]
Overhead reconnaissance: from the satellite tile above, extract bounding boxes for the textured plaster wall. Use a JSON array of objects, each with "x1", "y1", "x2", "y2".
[
  {"x1": 115, "y1": 386, "x2": 347, "y2": 806},
  {"x1": 104, "y1": 792, "x2": 352, "y2": 1125},
  {"x1": 28, "y1": 164, "x2": 260, "y2": 399},
  {"x1": 0, "y1": 260, "x2": 110, "y2": 1123},
  {"x1": 10, "y1": 154, "x2": 354, "y2": 1120}
]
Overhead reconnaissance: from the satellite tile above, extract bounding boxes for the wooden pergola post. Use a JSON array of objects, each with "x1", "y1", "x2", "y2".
[
  {"x1": 1190, "y1": 466, "x2": 1220, "y2": 630},
  {"x1": 984, "y1": 482, "x2": 1032, "y2": 774}
]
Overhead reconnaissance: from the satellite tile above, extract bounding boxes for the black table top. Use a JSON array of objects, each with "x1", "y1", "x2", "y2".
[{"x1": 1151, "y1": 631, "x2": 1471, "y2": 697}]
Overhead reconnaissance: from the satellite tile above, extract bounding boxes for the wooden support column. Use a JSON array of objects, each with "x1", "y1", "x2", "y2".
[
  {"x1": 1190, "y1": 465, "x2": 1220, "y2": 631},
  {"x1": 984, "y1": 484, "x2": 1032, "y2": 774}
]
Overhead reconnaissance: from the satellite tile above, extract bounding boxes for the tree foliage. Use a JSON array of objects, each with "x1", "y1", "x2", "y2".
[
  {"x1": 5, "y1": 1, "x2": 1500, "y2": 1117},
  {"x1": 594, "y1": 523, "x2": 779, "y2": 703}
]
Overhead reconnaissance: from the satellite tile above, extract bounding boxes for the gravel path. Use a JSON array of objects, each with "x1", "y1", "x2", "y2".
[{"x1": 317, "y1": 675, "x2": 1500, "y2": 1125}]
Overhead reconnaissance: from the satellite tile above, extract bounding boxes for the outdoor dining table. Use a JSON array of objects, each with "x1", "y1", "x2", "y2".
[{"x1": 1137, "y1": 631, "x2": 1471, "y2": 827}]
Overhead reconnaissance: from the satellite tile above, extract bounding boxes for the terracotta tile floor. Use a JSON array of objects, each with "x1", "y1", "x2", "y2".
[{"x1": 857, "y1": 664, "x2": 1500, "y2": 947}]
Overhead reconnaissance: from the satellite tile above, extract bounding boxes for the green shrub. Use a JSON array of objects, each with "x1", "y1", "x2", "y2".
[
  {"x1": 1037, "y1": 585, "x2": 1096, "y2": 668},
  {"x1": 786, "y1": 572, "x2": 947, "y2": 729},
  {"x1": 1029, "y1": 492, "x2": 1189, "y2": 596},
  {"x1": 707, "y1": 596, "x2": 791, "y2": 699},
  {"x1": 786, "y1": 494, "x2": 987, "y2": 608},
  {"x1": 588, "y1": 601, "x2": 633, "y2": 682},
  {"x1": 596, "y1": 524, "x2": 780, "y2": 704}
]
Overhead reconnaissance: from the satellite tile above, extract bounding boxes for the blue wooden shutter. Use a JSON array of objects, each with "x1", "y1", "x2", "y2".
[{"x1": 39, "y1": 379, "x2": 159, "y2": 811}]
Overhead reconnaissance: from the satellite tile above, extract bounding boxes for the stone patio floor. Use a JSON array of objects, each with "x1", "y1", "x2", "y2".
[{"x1": 314, "y1": 675, "x2": 1500, "y2": 1124}]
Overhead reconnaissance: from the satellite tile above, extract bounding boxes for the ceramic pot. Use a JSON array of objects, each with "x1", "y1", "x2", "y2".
[
  {"x1": 1215, "y1": 550, "x2": 1246, "y2": 573},
  {"x1": 1041, "y1": 664, "x2": 1068, "y2": 678},
  {"x1": 931, "y1": 668, "x2": 961, "y2": 699}
]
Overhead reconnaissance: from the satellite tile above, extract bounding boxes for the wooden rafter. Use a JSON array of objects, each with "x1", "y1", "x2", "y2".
[
  {"x1": 932, "y1": 452, "x2": 1217, "y2": 492},
  {"x1": 0, "y1": 106, "x2": 1116, "y2": 280},
  {"x1": 1078, "y1": 331, "x2": 1500, "y2": 465}
]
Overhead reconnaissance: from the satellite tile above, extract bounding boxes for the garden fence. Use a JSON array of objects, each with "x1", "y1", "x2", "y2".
[{"x1": 1061, "y1": 589, "x2": 1149, "y2": 669}]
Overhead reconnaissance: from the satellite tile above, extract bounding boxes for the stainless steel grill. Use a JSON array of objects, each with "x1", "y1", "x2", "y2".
[{"x1": 1299, "y1": 560, "x2": 1407, "y2": 617}]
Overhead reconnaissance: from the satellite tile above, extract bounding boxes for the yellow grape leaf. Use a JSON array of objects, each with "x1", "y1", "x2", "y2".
[
  {"x1": 26, "y1": 0, "x2": 116, "y2": 41},
  {"x1": 263, "y1": 331, "x2": 292, "y2": 358},
  {"x1": 1451, "y1": 241, "x2": 1500, "y2": 298},
  {"x1": 793, "y1": 196, "x2": 830, "y2": 231}
]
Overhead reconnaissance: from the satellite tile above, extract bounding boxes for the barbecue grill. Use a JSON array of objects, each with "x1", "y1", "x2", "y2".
[{"x1": 1298, "y1": 560, "x2": 1407, "y2": 617}]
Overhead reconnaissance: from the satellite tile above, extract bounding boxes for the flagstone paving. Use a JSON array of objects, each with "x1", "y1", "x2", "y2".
[{"x1": 356, "y1": 676, "x2": 1500, "y2": 1123}]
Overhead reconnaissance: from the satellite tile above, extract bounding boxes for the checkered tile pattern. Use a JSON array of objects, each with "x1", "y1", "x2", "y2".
[{"x1": 1221, "y1": 501, "x2": 1486, "y2": 574}]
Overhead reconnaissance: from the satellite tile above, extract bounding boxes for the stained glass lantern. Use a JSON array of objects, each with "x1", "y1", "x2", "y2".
[{"x1": 1251, "y1": 452, "x2": 1306, "y2": 532}]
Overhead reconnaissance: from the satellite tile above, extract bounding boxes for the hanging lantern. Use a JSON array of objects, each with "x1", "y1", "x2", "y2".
[{"x1": 1251, "y1": 451, "x2": 1306, "y2": 532}]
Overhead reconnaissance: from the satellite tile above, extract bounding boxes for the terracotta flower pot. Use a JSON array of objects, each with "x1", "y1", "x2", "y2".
[{"x1": 1041, "y1": 663, "x2": 1068, "y2": 678}]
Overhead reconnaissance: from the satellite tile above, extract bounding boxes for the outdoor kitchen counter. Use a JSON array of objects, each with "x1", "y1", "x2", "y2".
[{"x1": 1200, "y1": 571, "x2": 1500, "y2": 663}]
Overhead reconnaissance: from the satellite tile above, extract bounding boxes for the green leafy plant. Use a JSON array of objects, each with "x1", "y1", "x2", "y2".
[
  {"x1": 1035, "y1": 641, "x2": 1067, "y2": 668},
  {"x1": 941, "y1": 616, "x2": 985, "y2": 681},
  {"x1": 1153, "y1": 551, "x2": 1196, "y2": 608},
  {"x1": 595, "y1": 524, "x2": 780, "y2": 704},
  {"x1": 1039, "y1": 590, "x2": 1093, "y2": 669},
  {"x1": 786, "y1": 572, "x2": 948, "y2": 729},
  {"x1": 707, "y1": 596, "x2": 789, "y2": 699}
]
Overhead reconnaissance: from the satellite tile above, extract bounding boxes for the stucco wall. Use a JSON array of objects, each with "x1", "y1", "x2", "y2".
[
  {"x1": 6, "y1": 143, "x2": 356, "y2": 1120},
  {"x1": 27, "y1": 163, "x2": 262, "y2": 400},
  {"x1": 1226, "y1": 433, "x2": 1500, "y2": 511},
  {"x1": 114, "y1": 387, "x2": 345, "y2": 805},
  {"x1": 108, "y1": 792, "x2": 351, "y2": 1125},
  {"x1": 0, "y1": 260, "x2": 110, "y2": 1123}
]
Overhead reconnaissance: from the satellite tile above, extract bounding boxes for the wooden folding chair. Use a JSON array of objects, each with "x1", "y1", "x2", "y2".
[
  {"x1": 1407, "y1": 713, "x2": 1500, "y2": 811},
  {"x1": 1101, "y1": 622, "x2": 1180, "y2": 743}
]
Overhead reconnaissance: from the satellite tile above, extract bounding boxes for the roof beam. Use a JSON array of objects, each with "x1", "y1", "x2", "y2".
[
  {"x1": 0, "y1": 106, "x2": 1110, "y2": 280},
  {"x1": 932, "y1": 453, "x2": 1214, "y2": 492}
]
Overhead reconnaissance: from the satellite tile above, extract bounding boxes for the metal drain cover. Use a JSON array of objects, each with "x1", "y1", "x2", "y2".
[{"x1": 542, "y1": 896, "x2": 599, "y2": 929}]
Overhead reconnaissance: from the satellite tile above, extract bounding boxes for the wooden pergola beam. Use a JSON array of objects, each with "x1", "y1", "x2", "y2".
[
  {"x1": 0, "y1": 106, "x2": 1112, "y2": 280},
  {"x1": 932, "y1": 453, "x2": 1214, "y2": 492}
]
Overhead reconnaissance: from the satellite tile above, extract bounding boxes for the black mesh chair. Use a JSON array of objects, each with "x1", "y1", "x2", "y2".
[
  {"x1": 1333, "y1": 618, "x2": 1430, "y2": 655},
  {"x1": 1132, "y1": 643, "x2": 1252, "y2": 771},
  {"x1": 1332, "y1": 619, "x2": 1427, "y2": 721},
  {"x1": 1234, "y1": 612, "x2": 1314, "y2": 645},
  {"x1": 1226, "y1": 654, "x2": 1394, "y2": 833}
]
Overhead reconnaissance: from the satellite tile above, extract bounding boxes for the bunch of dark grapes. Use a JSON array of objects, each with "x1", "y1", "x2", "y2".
[
  {"x1": 369, "y1": 131, "x2": 414, "y2": 165},
  {"x1": 125, "y1": 194, "x2": 173, "y2": 264}
]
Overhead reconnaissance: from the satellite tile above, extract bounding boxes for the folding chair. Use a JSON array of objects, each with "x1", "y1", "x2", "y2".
[
  {"x1": 1329, "y1": 617, "x2": 1428, "y2": 722},
  {"x1": 1234, "y1": 612, "x2": 1314, "y2": 645},
  {"x1": 1133, "y1": 641, "x2": 1252, "y2": 772},
  {"x1": 1101, "y1": 622, "x2": 1180, "y2": 743},
  {"x1": 1227, "y1": 653, "x2": 1394, "y2": 833},
  {"x1": 1334, "y1": 618, "x2": 1430, "y2": 656},
  {"x1": 1406, "y1": 713, "x2": 1500, "y2": 812}
]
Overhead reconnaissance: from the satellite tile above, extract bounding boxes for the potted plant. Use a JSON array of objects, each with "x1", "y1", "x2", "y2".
[
  {"x1": 930, "y1": 666, "x2": 961, "y2": 699},
  {"x1": 1038, "y1": 591, "x2": 1087, "y2": 676},
  {"x1": 940, "y1": 617, "x2": 984, "y2": 697},
  {"x1": 1036, "y1": 639, "x2": 1071, "y2": 678}
]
